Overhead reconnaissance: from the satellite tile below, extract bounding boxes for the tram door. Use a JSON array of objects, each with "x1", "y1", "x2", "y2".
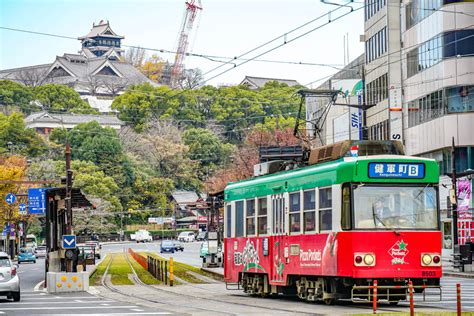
[{"x1": 271, "y1": 193, "x2": 286, "y2": 283}]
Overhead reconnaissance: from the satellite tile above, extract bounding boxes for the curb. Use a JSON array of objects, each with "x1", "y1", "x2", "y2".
[
  {"x1": 443, "y1": 272, "x2": 474, "y2": 279},
  {"x1": 201, "y1": 268, "x2": 224, "y2": 282}
]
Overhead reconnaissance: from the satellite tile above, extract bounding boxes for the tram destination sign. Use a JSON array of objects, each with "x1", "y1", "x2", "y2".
[{"x1": 368, "y1": 162, "x2": 425, "y2": 179}]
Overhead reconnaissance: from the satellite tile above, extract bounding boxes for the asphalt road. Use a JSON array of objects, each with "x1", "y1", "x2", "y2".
[
  {"x1": 0, "y1": 250, "x2": 171, "y2": 315},
  {"x1": 102, "y1": 240, "x2": 205, "y2": 268}
]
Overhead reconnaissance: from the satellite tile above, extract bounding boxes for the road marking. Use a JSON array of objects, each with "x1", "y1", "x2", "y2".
[
  {"x1": 23, "y1": 296, "x2": 111, "y2": 300},
  {"x1": 0, "y1": 305, "x2": 138, "y2": 311},
  {"x1": 34, "y1": 280, "x2": 44, "y2": 292},
  {"x1": 131, "y1": 309, "x2": 144, "y2": 312},
  {"x1": 101, "y1": 303, "x2": 110, "y2": 306},
  {"x1": 41, "y1": 313, "x2": 172, "y2": 315},
  {"x1": 0, "y1": 300, "x2": 115, "y2": 305}
]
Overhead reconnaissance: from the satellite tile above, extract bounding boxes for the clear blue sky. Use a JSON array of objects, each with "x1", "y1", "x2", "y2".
[{"x1": 0, "y1": 0, "x2": 364, "y2": 87}]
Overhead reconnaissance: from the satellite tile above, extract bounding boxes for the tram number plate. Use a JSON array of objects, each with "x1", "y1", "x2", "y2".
[{"x1": 422, "y1": 271, "x2": 436, "y2": 277}]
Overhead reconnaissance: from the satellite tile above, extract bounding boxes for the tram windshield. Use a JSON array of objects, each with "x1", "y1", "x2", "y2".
[{"x1": 352, "y1": 185, "x2": 438, "y2": 230}]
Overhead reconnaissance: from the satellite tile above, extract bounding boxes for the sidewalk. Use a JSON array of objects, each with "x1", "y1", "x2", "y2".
[{"x1": 442, "y1": 248, "x2": 474, "y2": 278}]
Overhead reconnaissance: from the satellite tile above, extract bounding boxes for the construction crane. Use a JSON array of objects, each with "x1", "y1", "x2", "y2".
[{"x1": 170, "y1": 0, "x2": 203, "y2": 88}]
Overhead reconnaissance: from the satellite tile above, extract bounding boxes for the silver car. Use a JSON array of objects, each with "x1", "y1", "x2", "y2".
[
  {"x1": 34, "y1": 245, "x2": 47, "y2": 258},
  {"x1": 0, "y1": 252, "x2": 20, "y2": 301}
]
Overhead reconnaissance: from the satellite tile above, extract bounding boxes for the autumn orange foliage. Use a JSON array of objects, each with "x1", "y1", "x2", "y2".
[{"x1": 205, "y1": 127, "x2": 302, "y2": 193}]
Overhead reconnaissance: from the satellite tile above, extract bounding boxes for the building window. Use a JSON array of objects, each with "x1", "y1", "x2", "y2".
[
  {"x1": 226, "y1": 204, "x2": 232, "y2": 238},
  {"x1": 404, "y1": 0, "x2": 470, "y2": 30},
  {"x1": 365, "y1": 27, "x2": 388, "y2": 64},
  {"x1": 289, "y1": 192, "x2": 301, "y2": 233},
  {"x1": 257, "y1": 197, "x2": 267, "y2": 235},
  {"x1": 366, "y1": 73, "x2": 388, "y2": 105},
  {"x1": 368, "y1": 119, "x2": 389, "y2": 140},
  {"x1": 407, "y1": 30, "x2": 474, "y2": 78},
  {"x1": 235, "y1": 201, "x2": 244, "y2": 237},
  {"x1": 365, "y1": 0, "x2": 386, "y2": 21},
  {"x1": 408, "y1": 85, "x2": 474, "y2": 128},
  {"x1": 303, "y1": 190, "x2": 316, "y2": 232},
  {"x1": 246, "y1": 199, "x2": 256, "y2": 236},
  {"x1": 319, "y1": 188, "x2": 332, "y2": 231}
]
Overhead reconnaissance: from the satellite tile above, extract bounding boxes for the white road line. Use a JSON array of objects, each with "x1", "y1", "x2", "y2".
[
  {"x1": 131, "y1": 309, "x2": 144, "y2": 312},
  {"x1": 34, "y1": 280, "x2": 45, "y2": 291},
  {"x1": 0, "y1": 305, "x2": 138, "y2": 311},
  {"x1": 42, "y1": 313, "x2": 172, "y2": 316},
  {"x1": 101, "y1": 303, "x2": 110, "y2": 306},
  {"x1": 0, "y1": 300, "x2": 115, "y2": 305},
  {"x1": 22, "y1": 296, "x2": 112, "y2": 301}
]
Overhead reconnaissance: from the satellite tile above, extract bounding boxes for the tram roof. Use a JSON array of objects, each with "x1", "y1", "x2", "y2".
[{"x1": 224, "y1": 155, "x2": 439, "y2": 201}]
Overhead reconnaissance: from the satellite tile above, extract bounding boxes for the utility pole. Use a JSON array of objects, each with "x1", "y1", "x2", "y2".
[
  {"x1": 451, "y1": 137, "x2": 459, "y2": 251},
  {"x1": 447, "y1": 137, "x2": 474, "y2": 270},
  {"x1": 65, "y1": 143, "x2": 73, "y2": 272},
  {"x1": 361, "y1": 64, "x2": 369, "y2": 140}
]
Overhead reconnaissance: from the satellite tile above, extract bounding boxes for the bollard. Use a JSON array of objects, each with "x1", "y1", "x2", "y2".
[
  {"x1": 409, "y1": 281, "x2": 414, "y2": 316},
  {"x1": 373, "y1": 280, "x2": 377, "y2": 314},
  {"x1": 165, "y1": 261, "x2": 168, "y2": 285},
  {"x1": 170, "y1": 257, "x2": 174, "y2": 287},
  {"x1": 457, "y1": 283, "x2": 461, "y2": 316}
]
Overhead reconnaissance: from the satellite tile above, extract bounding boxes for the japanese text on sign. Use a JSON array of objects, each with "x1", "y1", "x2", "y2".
[{"x1": 368, "y1": 162, "x2": 425, "y2": 179}]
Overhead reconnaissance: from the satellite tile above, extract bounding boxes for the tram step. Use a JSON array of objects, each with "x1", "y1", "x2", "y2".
[{"x1": 225, "y1": 282, "x2": 242, "y2": 290}]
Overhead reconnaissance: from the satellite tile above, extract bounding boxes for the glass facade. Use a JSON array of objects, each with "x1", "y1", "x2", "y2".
[
  {"x1": 365, "y1": 27, "x2": 388, "y2": 64},
  {"x1": 420, "y1": 147, "x2": 474, "y2": 175},
  {"x1": 368, "y1": 119, "x2": 390, "y2": 140},
  {"x1": 365, "y1": 0, "x2": 387, "y2": 21},
  {"x1": 407, "y1": 85, "x2": 474, "y2": 127},
  {"x1": 366, "y1": 73, "x2": 388, "y2": 104},
  {"x1": 407, "y1": 30, "x2": 474, "y2": 78},
  {"x1": 405, "y1": 0, "x2": 473, "y2": 30}
]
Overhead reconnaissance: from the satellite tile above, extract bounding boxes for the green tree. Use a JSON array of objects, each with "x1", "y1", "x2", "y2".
[
  {"x1": 0, "y1": 80, "x2": 37, "y2": 114},
  {"x1": 34, "y1": 84, "x2": 96, "y2": 114},
  {"x1": 112, "y1": 83, "x2": 178, "y2": 132},
  {"x1": 183, "y1": 127, "x2": 233, "y2": 170},
  {"x1": 0, "y1": 112, "x2": 46, "y2": 157}
]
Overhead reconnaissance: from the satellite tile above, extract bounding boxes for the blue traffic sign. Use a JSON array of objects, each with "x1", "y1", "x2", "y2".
[
  {"x1": 19, "y1": 203, "x2": 27, "y2": 213},
  {"x1": 5, "y1": 193, "x2": 16, "y2": 205},
  {"x1": 28, "y1": 188, "x2": 46, "y2": 214},
  {"x1": 62, "y1": 235, "x2": 76, "y2": 249}
]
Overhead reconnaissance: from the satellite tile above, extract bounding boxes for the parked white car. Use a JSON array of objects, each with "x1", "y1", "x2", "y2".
[
  {"x1": 132, "y1": 230, "x2": 153, "y2": 243},
  {"x1": 178, "y1": 231, "x2": 195, "y2": 242},
  {"x1": 0, "y1": 252, "x2": 20, "y2": 301}
]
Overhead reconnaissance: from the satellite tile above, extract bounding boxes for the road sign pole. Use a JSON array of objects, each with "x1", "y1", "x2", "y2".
[{"x1": 65, "y1": 143, "x2": 73, "y2": 273}]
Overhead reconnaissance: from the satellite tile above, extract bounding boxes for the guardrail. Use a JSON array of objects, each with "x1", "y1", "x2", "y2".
[{"x1": 147, "y1": 256, "x2": 169, "y2": 285}]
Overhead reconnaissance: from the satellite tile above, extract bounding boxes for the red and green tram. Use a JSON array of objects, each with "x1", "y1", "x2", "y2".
[{"x1": 223, "y1": 149, "x2": 441, "y2": 304}]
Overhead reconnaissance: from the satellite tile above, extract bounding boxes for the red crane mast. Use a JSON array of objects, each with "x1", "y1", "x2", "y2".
[{"x1": 171, "y1": 0, "x2": 202, "y2": 88}]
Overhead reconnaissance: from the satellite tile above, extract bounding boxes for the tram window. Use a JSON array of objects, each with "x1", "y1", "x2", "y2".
[
  {"x1": 319, "y1": 188, "x2": 332, "y2": 231},
  {"x1": 226, "y1": 204, "x2": 232, "y2": 238},
  {"x1": 236, "y1": 201, "x2": 244, "y2": 237},
  {"x1": 258, "y1": 197, "x2": 268, "y2": 235},
  {"x1": 341, "y1": 184, "x2": 351, "y2": 230},
  {"x1": 289, "y1": 192, "x2": 301, "y2": 233},
  {"x1": 303, "y1": 190, "x2": 316, "y2": 232},
  {"x1": 246, "y1": 199, "x2": 256, "y2": 236}
]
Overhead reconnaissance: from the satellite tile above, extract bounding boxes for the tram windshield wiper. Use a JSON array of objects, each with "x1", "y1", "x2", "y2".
[{"x1": 372, "y1": 207, "x2": 388, "y2": 228}]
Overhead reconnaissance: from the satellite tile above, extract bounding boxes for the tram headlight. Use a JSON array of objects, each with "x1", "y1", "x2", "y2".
[
  {"x1": 354, "y1": 253, "x2": 376, "y2": 266},
  {"x1": 422, "y1": 254, "x2": 432, "y2": 265},
  {"x1": 364, "y1": 254, "x2": 375, "y2": 266},
  {"x1": 421, "y1": 253, "x2": 441, "y2": 266}
]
